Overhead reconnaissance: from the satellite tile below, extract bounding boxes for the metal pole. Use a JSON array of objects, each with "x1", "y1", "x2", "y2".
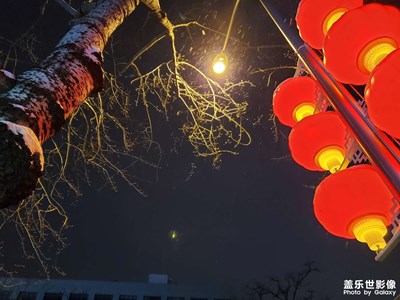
[
  {"x1": 258, "y1": 0, "x2": 400, "y2": 201},
  {"x1": 222, "y1": 0, "x2": 241, "y2": 52}
]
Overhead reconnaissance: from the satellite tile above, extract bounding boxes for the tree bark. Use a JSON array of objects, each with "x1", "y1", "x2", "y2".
[{"x1": 0, "y1": 0, "x2": 140, "y2": 208}]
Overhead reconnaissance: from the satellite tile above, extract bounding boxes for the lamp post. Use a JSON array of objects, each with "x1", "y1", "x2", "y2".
[
  {"x1": 212, "y1": 0, "x2": 240, "y2": 74},
  {"x1": 258, "y1": 0, "x2": 400, "y2": 260}
]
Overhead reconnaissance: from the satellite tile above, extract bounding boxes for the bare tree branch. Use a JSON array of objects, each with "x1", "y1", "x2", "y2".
[
  {"x1": 53, "y1": 0, "x2": 78, "y2": 17},
  {"x1": 246, "y1": 263, "x2": 327, "y2": 300}
]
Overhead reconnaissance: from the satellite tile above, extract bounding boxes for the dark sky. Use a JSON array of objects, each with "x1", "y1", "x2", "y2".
[{"x1": 1, "y1": 0, "x2": 400, "y2": 299}]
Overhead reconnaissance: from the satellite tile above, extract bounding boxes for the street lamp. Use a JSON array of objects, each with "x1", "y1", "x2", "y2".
[
  {"x1": 212, "y1": 0, "x2": 240, "y2": 74},
  {"x1": 212, "y1": 52, "x2": 228, "y2": 74}
]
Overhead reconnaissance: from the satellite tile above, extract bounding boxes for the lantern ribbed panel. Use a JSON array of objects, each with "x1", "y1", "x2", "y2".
[
  {"x1": 272, "y1": 76, "x2": 319, "y2": 127},
  {"x1": 313, "y1": 165, "x2": 394, "y2": 239},
  {"x1": 324, "y1": 4, "x2": 400, "y2": 85},
  {"x1": 365, "y1": 49, "x2": 400, "y2": 139},
  {"x1": 288, "y1": 111, "x2": 347, "y2": 171},
  {"x1": 296, "y1": 0, "x2": 363, "y2": 49}
]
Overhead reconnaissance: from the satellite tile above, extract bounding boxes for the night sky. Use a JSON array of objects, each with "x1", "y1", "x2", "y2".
[{"x1": 1, "y1": 0, "x2": 400, "y2": 299}]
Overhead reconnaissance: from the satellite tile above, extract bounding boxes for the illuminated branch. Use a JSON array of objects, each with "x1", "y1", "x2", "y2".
[{"x1": 130, "y1": 20, "x2": 252, "y2": 166}]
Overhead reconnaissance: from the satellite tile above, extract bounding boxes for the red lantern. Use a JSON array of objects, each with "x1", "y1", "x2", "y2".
[
  {"x1": 324, "y1": 4, "x2": 400, "y2": 85},
  {"x1": 296, "y1": 0, "x2": 363, "y2": 49},
  {"x1": 365, "y1": 49, "x2": 400, "y2": 139},
  {"x1": 289, "y1": 111, "x2": 348, "y2": 173},
  {"x1": 272, "y1": 76, "x2": 319, "y2": 127},
  {"x1": 314, "y1": 164, "x2": 395, "y2": 251}
]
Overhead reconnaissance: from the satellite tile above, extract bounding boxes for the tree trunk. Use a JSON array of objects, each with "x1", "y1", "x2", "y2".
[{"x1": 0, "y1": 0, "x2": 140, "y2": 208}]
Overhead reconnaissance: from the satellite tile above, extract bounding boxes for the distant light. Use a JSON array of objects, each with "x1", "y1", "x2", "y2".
[
  {"x1": 169, "y1": 230, "x2": 178, "y2": 240},
  {"x1": 212, "y1": 52, "x2": 228, "y2": 74}
]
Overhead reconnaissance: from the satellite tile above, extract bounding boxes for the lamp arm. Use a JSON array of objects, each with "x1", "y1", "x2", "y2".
[{"x1": 222, "y1": 0, "x2": 240, "y2": 52}]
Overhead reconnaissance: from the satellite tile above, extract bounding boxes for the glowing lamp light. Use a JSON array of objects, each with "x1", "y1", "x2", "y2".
[
  {"x1": 272, "y1": 76, "x2": 319, "y2": 127},
  {"x1": 288, "y1": 111, "x2": 348, "y2": 173},
  {"x1": 212, "y1": 52, "x2": 228, "y2": 74},
  {"x1": 324, "y1": 4, "x2": 400, "y2": 85},
  {"x1": 295, "y1": 0, "x2": 363, "y2": 49},
  {"x1": 365, "y1": 49, "x2": 400, "y2": 139},
  {"x1": 313, "y1": 164, "x2": 395, "y2": 251}
]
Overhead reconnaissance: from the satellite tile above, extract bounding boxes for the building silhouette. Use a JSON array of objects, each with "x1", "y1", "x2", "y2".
[{"x1": 0, "y1": 275, "x2": 230, "y2": 300}]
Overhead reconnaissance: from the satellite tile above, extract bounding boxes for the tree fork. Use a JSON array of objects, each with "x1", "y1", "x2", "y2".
[
  {"x1": 0, "y1": 0, "x2": 142, "y2": 208},
  {"x1": 141, "y1": 0, "x2": 174, "y2": 37}
]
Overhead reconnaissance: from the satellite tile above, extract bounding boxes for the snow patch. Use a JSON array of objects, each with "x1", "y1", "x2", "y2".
[
  {"x1": 58, "y1": 24, "x2": 90, "y2": 45},
  {"x1": 24, "y1": 70, "x2": 52, "y2": 91},
  {"x1": 84, "y1": 46, "x2": 102, "y2": 65},
  {"x1": 1, "y1": 121, "x2": 44, "y2": 171},
  {"x1": 7, "y1": 86, "x2": 29, "y2": 101},
  {"x1": 0, "y1": 69, "x2": 15, "y2": 80},
  {"x1": 11, "y1": 103, "x2": 27, "y2": 111}
]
